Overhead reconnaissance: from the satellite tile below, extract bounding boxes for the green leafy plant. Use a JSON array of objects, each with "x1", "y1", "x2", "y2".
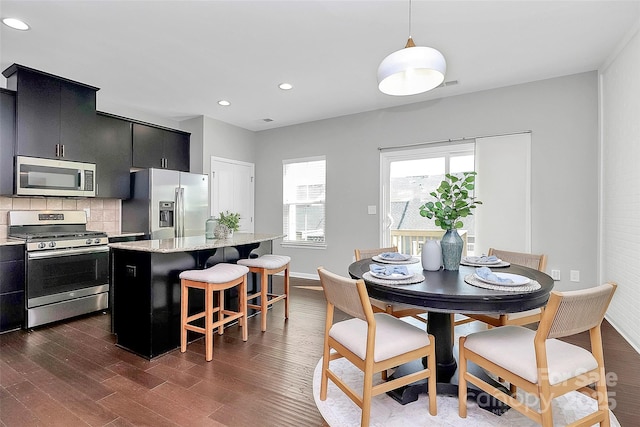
[
  {"x1": 217, "y1": 211, "x2": 241, "y2": 232},
  {"x1": 419, "y1": 172, "x2": 482, "y2": 230}
]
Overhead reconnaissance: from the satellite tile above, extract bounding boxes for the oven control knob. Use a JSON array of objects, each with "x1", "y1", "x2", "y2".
[
  {"x1": 94, "y1": 238, "x2": 101, "y2": 244},
  {"x1": 49, "y1": 241, "x2": 56, "y2": 248},
  {"x1": 86, "y1": 239, "x2": 93, "y2": 245},
  {"x1": 38, "y1": 242, "x2": 46, "y2": 249}
]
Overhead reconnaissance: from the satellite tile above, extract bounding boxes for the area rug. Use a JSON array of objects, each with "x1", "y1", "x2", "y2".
[{"x1": 313, "y1": 357, "x2": 620, "y2": 427}]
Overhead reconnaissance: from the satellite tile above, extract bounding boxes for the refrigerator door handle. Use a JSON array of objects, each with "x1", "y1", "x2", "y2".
[
  {"x1": 176, "y1": 187, "x2": 185, "y2": 238},
  {"x1": 174, "y1": 187, "x2": 181, "y2": 238}
]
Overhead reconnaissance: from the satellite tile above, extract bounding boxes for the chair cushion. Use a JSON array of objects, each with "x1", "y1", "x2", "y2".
[
  {"x1": 463, "y1": 325, "x2": 598, "y2": 385},
  {"x1": 329, "y1": 313, "x2": 431, "y2": 363},
  {"x1": 237, "y1": 254, "x2": 291, "y2": 269},
  {"x1": 179, "y1": 263, "x2": 249, "y2": 284}
]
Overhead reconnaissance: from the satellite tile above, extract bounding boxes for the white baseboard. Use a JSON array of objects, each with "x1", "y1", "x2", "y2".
[{"x1": 271, "y1": 270, "x2": 319, "y2": 281}]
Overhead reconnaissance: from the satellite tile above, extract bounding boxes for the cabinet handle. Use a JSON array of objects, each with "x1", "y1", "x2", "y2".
[
  {"x1": 55, "y1": 144, "x2": 60, "y2": 157},
  {"x1": 60, "y1": 144, "x2": 65, "y2": 158}
]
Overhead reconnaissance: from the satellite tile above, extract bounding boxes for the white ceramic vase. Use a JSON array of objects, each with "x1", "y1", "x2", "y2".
[{"x1": 422, "y1": 239, "x2": 442, "y2": 271}]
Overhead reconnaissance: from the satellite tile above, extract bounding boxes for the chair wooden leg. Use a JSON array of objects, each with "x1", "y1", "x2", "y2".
[
  {"x1": 260, "y1": 270, "x2": 268, "y2": 332},
  {"x1": 217, "y1": 289, "x2": 225, "y2": 335},
  {"x1": 458, "y1": 336, "x2": 468, "y2": 418},
  {"x1": 205, "y1": 284, "x2": 214, "y2": 362},
  {"x1": 427, "y1": 345, "x2": 437, "y2": 416},
  {"x1": 240, "y1": 276, "x2": 248, "y2": 342},
  {"x1": 361, "y1": 367, "x2": 373, "y2": 427},
  {"x1": 180, "y1": 281, "x2": 188, "y2": 353},
  {"x1": 284, "y1": 265, "x2": 290, "y2": 319}
]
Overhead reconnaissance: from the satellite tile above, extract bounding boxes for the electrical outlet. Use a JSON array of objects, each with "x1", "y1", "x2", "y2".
[
  {"x1": 551, "y1": 270, "x2": 561, "y2": 281},
  {"x1": 83, "y1": 207, "x2": 90, "y2": 219},
  {"x1": 570, "y1": 270, "x2": 580, "y2": 282}
]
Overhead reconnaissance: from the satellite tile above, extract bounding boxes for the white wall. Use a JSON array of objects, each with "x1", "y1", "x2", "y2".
[
  {"x1": 254, "y1": 72, "x2": 599, "y2": 288},
  {"x1": 181, "y1": 115, "x2": 257, "y2": 178},
  {"x1": 599, "y1": 21, "x2": 640, "y2": 352}
]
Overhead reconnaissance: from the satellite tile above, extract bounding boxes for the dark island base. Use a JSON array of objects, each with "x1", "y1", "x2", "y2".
[{"x1": 111, "y1": 241, "x2": 272, "y2": 359}]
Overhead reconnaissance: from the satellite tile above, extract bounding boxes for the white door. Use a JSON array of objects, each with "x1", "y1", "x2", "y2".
[{"x1": 210, "y1": 157, "x2": 255, "y2": 232}]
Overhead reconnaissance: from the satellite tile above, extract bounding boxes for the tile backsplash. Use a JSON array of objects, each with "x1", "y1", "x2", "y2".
[{"x1": 0, "y1": 197, "x2": 121, "y2": 238}]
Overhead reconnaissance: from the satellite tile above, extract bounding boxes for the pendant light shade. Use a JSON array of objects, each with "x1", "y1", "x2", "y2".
[{"x1": 378, "y1": 37, "x2": 446, "y2": 96}]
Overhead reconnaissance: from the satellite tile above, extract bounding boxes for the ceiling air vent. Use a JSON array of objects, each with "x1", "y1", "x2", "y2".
[{"x1": 262, "y1": 118, "x2": 274, "y2": 123}]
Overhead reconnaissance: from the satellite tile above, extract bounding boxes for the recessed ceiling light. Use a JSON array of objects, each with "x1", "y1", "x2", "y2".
[
  {"x1": 218, "y1": 100, "x2": 230, "y2": 106},
  {"x1": 2, "y1": 18, "x2": 30, "y2": 31},
  {"x1": 278, "y1": 83, "x2": 293, "y2": 90}
]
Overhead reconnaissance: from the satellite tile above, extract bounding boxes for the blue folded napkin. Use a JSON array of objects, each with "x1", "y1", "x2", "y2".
[
  {"x1": 379, "y1": 252, "x2": 406, "y2": 260},
  {"x1": 475, "y1": 266, "x2": 513, "y2": 284},
  {"x1": 370, "y1": 264, "x2": 409, "y2": 276}
]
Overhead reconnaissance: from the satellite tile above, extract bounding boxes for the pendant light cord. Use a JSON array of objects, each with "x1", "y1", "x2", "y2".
[{"x1": 408, "y1": 0, "x2": 412, "y2": 39}]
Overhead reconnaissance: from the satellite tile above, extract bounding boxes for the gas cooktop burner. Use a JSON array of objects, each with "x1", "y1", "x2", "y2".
[
  {"x1": 12, "y1": 231, "x2": 108, "y2": 241},
  {"x1": 8, "y1": 210, "x2": 109, "y2": 251}
]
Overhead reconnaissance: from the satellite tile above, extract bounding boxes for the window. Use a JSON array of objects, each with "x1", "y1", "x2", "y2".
[{"x1": 282, "y1": 156, "x2": 326, "y2": 247}]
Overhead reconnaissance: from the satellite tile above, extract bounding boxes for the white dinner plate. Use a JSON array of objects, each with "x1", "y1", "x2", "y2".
[
  {"x1": 463, "y1": 256, "x2": 502, "y2": 265},
  {"x1": 369, "y1": 271, "x2": 415, "y2": 280},
  {"x1": 377, "y1": 253, "x2": 413, "y2": 261},
  {"x1": 473, "y1": 272, "x2": 530, "y2": 286}
]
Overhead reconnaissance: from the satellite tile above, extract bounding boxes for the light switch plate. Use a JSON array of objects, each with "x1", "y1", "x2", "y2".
[{"x1": 367, "y1": 205, "x2": 376, "y2": 215}]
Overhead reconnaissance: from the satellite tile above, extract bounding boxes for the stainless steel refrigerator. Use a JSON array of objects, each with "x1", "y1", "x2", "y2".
[{"x1": 122, "y1": 169, "x2": 209, "y2": 239}]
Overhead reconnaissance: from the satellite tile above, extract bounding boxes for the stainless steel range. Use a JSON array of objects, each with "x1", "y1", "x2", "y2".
[{"x1": 8, "y1": 210, "x2": 109, "y2": 328}]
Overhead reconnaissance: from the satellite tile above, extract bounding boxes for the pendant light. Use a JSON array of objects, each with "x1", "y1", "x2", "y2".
[{"x1": 377, "y1": 0, "x2": 446, "y2": 96}]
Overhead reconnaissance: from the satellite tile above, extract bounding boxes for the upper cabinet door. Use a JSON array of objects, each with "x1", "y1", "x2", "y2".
[
  {"x1": 162, "y1": 130, "x2": 190, "y2": 172},
  {"x1": 13, "y1": 70, "x2": 61, "y2": 158},
  {"x1": 95, "y1": 113, "x2": 132, "y2": 199},
  {"x1": 132, "y1": 122, "x2": 190, "y2": 172},
  {"x1": 59, "y1": 80, "x2": 97, "y2": 162},
  {"x1": 0, "y1": 89, "x2": 16, "y2": 196},
  {"x1": 132, "y1": 123, "x2": 165, "y2": 169},
  {"x1": 6, "y1": 65, "x2": 98, "y2": 162}
]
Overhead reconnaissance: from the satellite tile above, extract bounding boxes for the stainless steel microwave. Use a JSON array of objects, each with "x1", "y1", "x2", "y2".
[{"x1": 15, "y1": 156, "x2": 96, "y2": 197}]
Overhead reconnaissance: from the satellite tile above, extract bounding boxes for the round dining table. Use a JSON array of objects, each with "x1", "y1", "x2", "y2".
[{"x1": 348, "y1": 258, "x2": 554, "y2": 412}]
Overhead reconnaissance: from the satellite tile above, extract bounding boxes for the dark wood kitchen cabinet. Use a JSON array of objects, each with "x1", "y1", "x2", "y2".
[
  {"x1": 0, "y1": 88, "x2": 16, "y2": 196},
  {"x1": 0, "y1": 244, "x2": 25, "y2": 333},
  {"x1": 132, "y1": 122, "x2": 190, "y2": 172},
  {"x1": 2, "y1": 64, "x2": 99, "y2": 162},
  {"x1": 95, "y1": 112, "x2": 133, "y2": 199}
]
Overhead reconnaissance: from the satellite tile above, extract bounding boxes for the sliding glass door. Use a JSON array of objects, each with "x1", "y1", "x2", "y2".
[
  {"x1": 379, "y1": 133, "x2": 531, "y2": 257},
  {"x1": 380, "y1": 142, "x2": 476, "y2": 256}
]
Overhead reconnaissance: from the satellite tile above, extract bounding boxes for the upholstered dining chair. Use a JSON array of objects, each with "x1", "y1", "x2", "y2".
[
  {"x1": 354, "y1": 246, "x2": 428, "y2": 325},
  {"x1": 458, "y1": 282, "x2": 617, "y2": 427},
  {"x1": 318, "y1": 267, "x2": 437, "y2": 427},
  {"x1": 456, "y1": 248, "x2": 549, "y2": 328}
]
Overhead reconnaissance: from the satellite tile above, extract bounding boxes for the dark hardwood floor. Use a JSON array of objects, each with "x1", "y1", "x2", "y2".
[{"x1": 1, "y1": 277, "x2": 638, "y2": 426}]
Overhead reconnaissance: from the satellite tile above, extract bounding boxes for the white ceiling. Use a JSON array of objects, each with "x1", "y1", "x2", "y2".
[{"x1": 1, "y1": 1, "x2": 639, "y2": 131}]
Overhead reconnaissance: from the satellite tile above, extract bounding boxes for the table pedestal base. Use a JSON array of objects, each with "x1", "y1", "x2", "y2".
[
  {"x1": 386, "y1": 360, "x2": 510, "y2": 415},
  {"x1": 387, "y1": 312, "x2": 510, "y2": 415}
]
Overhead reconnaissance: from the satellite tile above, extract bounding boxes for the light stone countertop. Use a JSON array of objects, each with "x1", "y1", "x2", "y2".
[
  {"x1": 0, "y1": 238, "x2": 25, "y2": 247},
  {"x1": 108, "y1": 232, "x2": 284, "y2": 253}
]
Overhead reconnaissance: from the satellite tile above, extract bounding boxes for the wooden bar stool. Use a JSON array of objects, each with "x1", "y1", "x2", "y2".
[
  {"x1": 237, "y1": 254, "x2": 290, "y2": 332},
  {"x1": 179, "y1": 263, "x2": 249, "y2": 361}
]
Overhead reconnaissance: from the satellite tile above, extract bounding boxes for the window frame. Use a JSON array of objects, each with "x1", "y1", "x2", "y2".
[{"x1": 281, "y1": 155, "x2": 327, "y2": 249}]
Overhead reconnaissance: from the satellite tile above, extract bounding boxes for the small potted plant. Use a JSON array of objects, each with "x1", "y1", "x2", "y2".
[
  {"x1": 419, "y1": 172, "x2": 481, "y2": 270},
  {"x1": 214, "y1": 211, "x2": 241, "y2": 238}
]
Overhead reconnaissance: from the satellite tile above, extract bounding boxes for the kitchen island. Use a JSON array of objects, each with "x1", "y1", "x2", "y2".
[{"x1": 109, "y1": 233, "x2": 284, "y2": 359}]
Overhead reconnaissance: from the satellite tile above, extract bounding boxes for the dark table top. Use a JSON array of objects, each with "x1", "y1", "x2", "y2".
[{"x1": 348, "y1": 259, "x2": 554, "y2": 315}]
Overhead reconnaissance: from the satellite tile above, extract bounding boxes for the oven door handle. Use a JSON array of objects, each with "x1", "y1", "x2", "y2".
[{"x1": 28, "y1": 245, "x2": 110, "y2": 259}]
